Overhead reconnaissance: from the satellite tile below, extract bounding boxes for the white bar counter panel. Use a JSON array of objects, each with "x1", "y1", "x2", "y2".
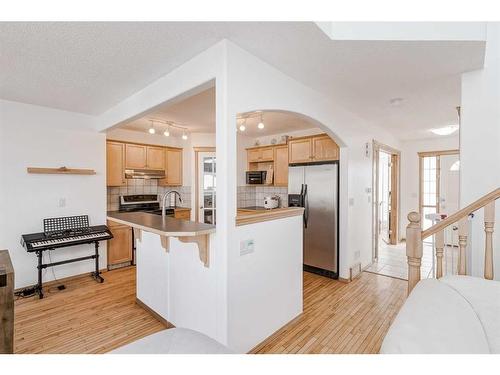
[{"x1": 107, "y1": 212, "x2": 219, "y2": 341}]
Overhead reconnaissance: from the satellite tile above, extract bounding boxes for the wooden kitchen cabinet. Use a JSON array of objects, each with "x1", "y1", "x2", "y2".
[
  {"x1": 107, "y1": 221, "x2": 132, "y2": 268},
  {"x1": 288, "y1": 138, "x2": 312, "y2": 163},
  {"x1": 174, "y1": 209, "x2": 191, "y2": 220},
  {"x1": 247, "y1": 146, "x2": 274, "y2": 163},
  {"x1": 289, "y1": 134, "x2": 339, "y2": 163},
  {"x1": 146, "y1": 146, "x2": 165, "y2": 170},
  {"x1": 159, "y1": 148, "x2": 183, "y2": 186},
  {"x1": 312, "y1": 136, "x2": 339, "y2": 161},
  {"x1": 125, "y1": 144, "x2": 147, "y2": 169},
  {"x1": 273, "y1": 145, "x2": 289, "y2": 186},
  {"x1": 106, "y1": 141, "x2": 126, "y2": 186}
]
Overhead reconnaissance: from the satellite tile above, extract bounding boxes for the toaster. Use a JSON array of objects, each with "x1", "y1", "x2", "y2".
[{"x1": 264, "y1": 195, "x2": 280, "y2": 209}]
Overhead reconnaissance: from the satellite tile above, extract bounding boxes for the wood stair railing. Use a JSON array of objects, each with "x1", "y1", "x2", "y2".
[{"x1": 406, "y1": 188, "x2": 500, "y2": 294}]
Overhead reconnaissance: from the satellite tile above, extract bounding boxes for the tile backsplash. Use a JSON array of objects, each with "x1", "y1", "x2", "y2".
[
  {"x1": 107, "y1": 179, "x2": 191, "y2": 211},
  {"x1": 237, "y1": 186, "x2": 288, "y2": 208}
]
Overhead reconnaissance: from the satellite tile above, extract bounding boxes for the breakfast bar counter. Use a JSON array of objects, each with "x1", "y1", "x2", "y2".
[
  {"x1": 235, "y1": 207, "x2": 304, "y2": 226},
  {"x1": 106, "y1": 211, "x2": 219, "y2": 342},
  {"x1": 107, "y1": 211, "x2": 215, "y2": 237}
]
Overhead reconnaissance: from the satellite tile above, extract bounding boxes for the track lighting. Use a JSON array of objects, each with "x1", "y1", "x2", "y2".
[
  {"x1": 148, "y1": 120, "x2": 156, "y2": 134},
  {"x1": 258, "y1": 114, "x2": 265, "y2": 129},
  {"x1": 239, "y1": 119, "x2": 246, "y2": 132}
]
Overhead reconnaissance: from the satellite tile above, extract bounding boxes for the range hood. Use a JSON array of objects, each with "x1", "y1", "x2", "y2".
[{"x1": 124, "y1": 169, "x2": 166, "y2": 179}]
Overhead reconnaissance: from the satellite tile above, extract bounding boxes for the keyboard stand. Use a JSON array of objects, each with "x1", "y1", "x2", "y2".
[{"x1": 35, "y1": 241, "x2": 104, "y2": 299}]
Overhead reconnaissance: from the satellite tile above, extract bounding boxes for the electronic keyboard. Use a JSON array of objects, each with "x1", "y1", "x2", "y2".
[
  {"x1": 21, "y1": 225, "x2": 113, "y2": 252},
  {"x1": 20, "y1": 215, "x2": 113, "y2": 299}
]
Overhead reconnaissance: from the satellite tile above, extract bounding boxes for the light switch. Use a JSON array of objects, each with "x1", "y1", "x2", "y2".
[
  {"x1": 59, "y1": 198, "x2": 66, "y2": 207},
  {"x1": 349, "y1": 198, "x2": 355, "y2": 206},
  {"x1": 240, "y1": 239, "x2": 255, "y2": 256}
]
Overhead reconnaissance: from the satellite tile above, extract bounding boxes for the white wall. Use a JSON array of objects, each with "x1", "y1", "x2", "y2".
[
  {"x1": 399, "y1": 135, "x2": 459, "y2": 238},
  {"x1": 461, "y1": 23, "x2": 500, "y2": 278},
  {"x1": 0, "y1": 100, "x2": 105, "y2": 288}
]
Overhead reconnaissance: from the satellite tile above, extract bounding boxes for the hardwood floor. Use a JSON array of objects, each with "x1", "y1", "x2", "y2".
[
  {"x1": 251, "y1": 271, "x2": 406, "y2": 354},
  {"x1": 14, "y1": 267, "x2": 405, "y2": 354},
  {"x1": 14, "y1": 267, "x2": 167, "y2": 354}
]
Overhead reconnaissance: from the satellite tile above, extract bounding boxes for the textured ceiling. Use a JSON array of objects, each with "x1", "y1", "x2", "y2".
[{"x1": 0, "y1": 22, "x2": 485, "y2": 140}]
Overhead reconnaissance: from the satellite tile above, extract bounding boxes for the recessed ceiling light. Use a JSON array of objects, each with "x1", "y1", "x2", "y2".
[
  {"x1": 389, "y1": 98, "x2": 404, "y2": 107},
  {"x1": 430, "y1": 125, "x2": 459, "y2": 136}
]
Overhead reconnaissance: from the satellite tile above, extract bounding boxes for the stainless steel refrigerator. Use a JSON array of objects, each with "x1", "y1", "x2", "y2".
[{"x1": 288, "y1": 162, "x2": 339, "y2": 278}]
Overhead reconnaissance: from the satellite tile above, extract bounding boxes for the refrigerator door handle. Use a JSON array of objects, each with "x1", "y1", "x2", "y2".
[{"x1": 303, "y1": 184, "x2": 308, "y2": 228}]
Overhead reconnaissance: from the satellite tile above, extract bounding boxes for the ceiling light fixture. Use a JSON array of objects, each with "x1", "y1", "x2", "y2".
[
  {"x1": 148, "y1": 120, "x2": 156, "y2": 134},
  {"x1": 239, "y1": 119, "x2": 246, "y2": 132},
  {"x1": 182, "y1": 131, "x2": 188, "y2": 140},
  {"x1": 430, "y1": 125, "x2": 459, "y2": 136},
  {"x1": 257, "y1": 114, "x2": 265, "y2": 129},
  {"x1": 164, "y1": 123, "x2": 170, "y2": 137}
]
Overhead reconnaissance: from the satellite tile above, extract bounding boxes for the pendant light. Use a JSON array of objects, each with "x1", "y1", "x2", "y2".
[
  {"x1": 182, "y1": 130, "x2": 188, "y2": 140},
  {"x1": 164, "y1": 123, "x2": 170, "y2": 137},
  {"x1": 148, "y1": 120, "x2": 156, "y2": 134},
  {"x1": 257, "y1": 114, "x2": 265, "y2": 129}
]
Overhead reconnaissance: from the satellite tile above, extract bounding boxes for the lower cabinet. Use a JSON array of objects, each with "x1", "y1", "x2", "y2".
[
  {"x1": 174, "y1": 209, "x2": 191, "y2": 220},
  {"x1": 107, "y1": 221, "x2": 133, "y2": 269}
]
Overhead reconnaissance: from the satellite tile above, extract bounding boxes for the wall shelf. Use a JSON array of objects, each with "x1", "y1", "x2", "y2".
[{"x1": 27, "y1": 167, "x2": 96, "y2": 175}]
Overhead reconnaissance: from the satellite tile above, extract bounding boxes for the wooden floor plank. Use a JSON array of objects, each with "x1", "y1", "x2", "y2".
[
  {"x1": 14, "y1": 267, "x2": 405, "y2": 354},
  {"x1": 251, "y1": 271, "x2": 406, "y2": 354},
  {"x1": 14, "y1": 267, "x2": 167, "y2": 354}
]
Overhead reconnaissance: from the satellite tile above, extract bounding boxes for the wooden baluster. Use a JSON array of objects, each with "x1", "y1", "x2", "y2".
[
  {"x1": 435, "y1": 229, "x2": 444, "y2": 278},
  {"x1": 458, "y1": 217, "x2": 468, "y2": 275},
  {"x1": 406, "y1": 212, "x2": 423, "y2": 294},
  {"x1": 484, "y1": 202, "x2": 495, "y2": 280}
]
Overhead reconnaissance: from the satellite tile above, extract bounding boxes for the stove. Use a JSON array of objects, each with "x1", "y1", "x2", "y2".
[{"x1": 119, "y1": 194, "x2": 174, "y2": 216}]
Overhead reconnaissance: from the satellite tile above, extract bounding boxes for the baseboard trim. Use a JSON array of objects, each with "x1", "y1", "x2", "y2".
[{"x1": 135, "y1": 297, "x2": 174, "y2": 328}]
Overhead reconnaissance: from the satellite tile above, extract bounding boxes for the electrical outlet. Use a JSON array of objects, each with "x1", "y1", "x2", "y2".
[
  {"x1": 240, "y1": 239, "x2": 255, "y2": 256},
  {"x1": 349, "y1": 198, "x2": 355, "y2": 207}
]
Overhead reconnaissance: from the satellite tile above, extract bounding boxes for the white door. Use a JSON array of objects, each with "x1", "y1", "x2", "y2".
[
  {"x1": 378, "y1": 151, "x2": 391, "y2": 244},
  {"x1": 198, "y1": 152, "x2": 216, "y2": 224}
]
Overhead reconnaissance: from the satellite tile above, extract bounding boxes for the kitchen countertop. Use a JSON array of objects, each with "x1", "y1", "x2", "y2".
[
  {"x1": 236, "y1": 207, "x2": 304, "y2": 226},
  {"x1": 107, "y1": 211, "x2": 215, "y2": 237}
]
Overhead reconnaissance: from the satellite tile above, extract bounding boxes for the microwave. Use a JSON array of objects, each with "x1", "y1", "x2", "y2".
[{"x1": 246, "y1": 170, "x2": 267, "y2": 184}]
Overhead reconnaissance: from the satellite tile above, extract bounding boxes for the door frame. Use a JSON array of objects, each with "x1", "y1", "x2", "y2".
[
  {"x1": 372, "y1": 140, "x2": 401, "y2": 261},
  {"x1": 418, "y1": 149, "x2": 459, "y2": 224},
  {"x1": 194, "y1": 147, "x2": 216, "y2": 223}
]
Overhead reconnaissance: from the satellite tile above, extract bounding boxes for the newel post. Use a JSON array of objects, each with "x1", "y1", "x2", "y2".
[{"x1": 406, "y1": 212, "x2": 423, "y2": 295}]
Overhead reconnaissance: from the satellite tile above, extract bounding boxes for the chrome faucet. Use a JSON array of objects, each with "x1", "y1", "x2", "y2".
[{"x1": 161, "y1": 190, "x2": 182, "y2": 218}]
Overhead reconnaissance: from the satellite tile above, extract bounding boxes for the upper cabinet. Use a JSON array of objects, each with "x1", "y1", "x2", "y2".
[
  {"x1": 289, "y1": 134, "x2": 339, "y2": 163},
  {"x1": 125, "y1": 144, "x2": 147, "y2": 169},
  {"x1": 146, "y1": 146, "x2": 165, "y2": 170},
  {"x1": 288, "y1": 138, "x2": 312, "y2": 164},
  {"x1": 273, "y1": 145, "x2": 289, "y2": 187},
  {"x1": 125, "y1": 144, "x2": 166, "y2": 170},
  {"x1": 312, "y1": 135, "x2": 339, "y2": 161},
  {"x1": 107, "y1": 140, "x2": 183, "y2": 187},
  {"x1": 106, "y1": 141, "x2": 126, "y2": 187},
  {"x1": 159, "y1": 148, "x2": 183, "y2": 186},
  {"x1": 247, "y1": 146, "x2": 274, "y2": 163}
]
